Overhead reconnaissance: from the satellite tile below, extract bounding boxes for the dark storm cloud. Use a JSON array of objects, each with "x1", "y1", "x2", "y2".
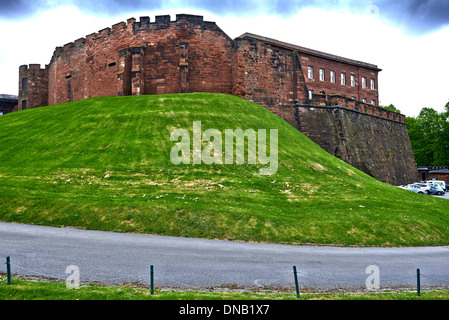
[
  {"x1": 1, "y1": 0, "x2": 448, "y2": 35},
  {"x1": 0, "y1": 0, "x2": 37, "y2": 17},
  {"x1": 374, "y1": 0, "x2": 449, "y2": 34}
]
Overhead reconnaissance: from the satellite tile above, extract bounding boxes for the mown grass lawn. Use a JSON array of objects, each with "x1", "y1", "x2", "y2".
[{"x1": 0, "y1": 93, "x2": 448, "y2": 246}]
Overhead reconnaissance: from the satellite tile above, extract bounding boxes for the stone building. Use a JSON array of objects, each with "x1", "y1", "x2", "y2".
[
  {"x1": 0, "y1": 94, "x2": 18, "y2": 115},
  {"x1": 17, "y1": 14, "x2": 418, "y2": 185},
  {"x1": 418, "y1": 166, "x2": 449, "y2": 184}
]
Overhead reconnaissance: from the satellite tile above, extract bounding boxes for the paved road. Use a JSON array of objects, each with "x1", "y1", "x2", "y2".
[
  {"x1": 1, "y1": 222, "x2": 448, "y2": 291},
  {"x1": 429, "y1": 193, "x2": 449, "y2": 200}
]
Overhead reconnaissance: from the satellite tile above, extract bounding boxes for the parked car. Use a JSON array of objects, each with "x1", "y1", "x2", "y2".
[
  {"x1": 446, "y1": 183, "x2": 449, "y2": 191},
  {"x1": 398, "y1": 184, "x2": 427, "y2": 194},
  {"x1": 425, "y1": 180, "x2": 446, "y2": 191},
  {"x1": 411, "y1": 183, "x2": 431, "y2": 193},
  {"x1": 427, "y1": 185, "x2": 445, "y2": 195}
]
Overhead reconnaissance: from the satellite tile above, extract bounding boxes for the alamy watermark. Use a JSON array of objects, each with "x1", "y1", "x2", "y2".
[
  {"x1": 169, "y1": 121, "x2": 278, "y2": 175},
  {"x1": 365, "y1": 265, "x2": 380, "y2": 290},
  {"x1": 65, "y1": 265, "x2": 80, "y2": 289}
]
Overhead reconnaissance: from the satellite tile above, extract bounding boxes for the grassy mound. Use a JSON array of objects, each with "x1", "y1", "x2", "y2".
[{"x1": 0, "y1": 93, "x2": 447, "y2": 246}]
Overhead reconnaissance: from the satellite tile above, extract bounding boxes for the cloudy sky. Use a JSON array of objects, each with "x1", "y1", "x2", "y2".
[{"x1": 1, "y1": 0, "x2": 448, "y2": 116}]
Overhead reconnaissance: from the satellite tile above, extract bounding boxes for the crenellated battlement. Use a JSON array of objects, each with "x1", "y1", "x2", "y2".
[
  {"x1": 301, "y1": 93, "x2": 406, "y2": 123},
  {"x1": 75, "y1": 14, "x2": 211, "y2": 43},
  {"x1": 112, "y1": 21, "x2": 127, "y2": 31},
  {"x1": 131, "y1": 14, "x2": 218, "y2": 32},
  {"x1": 49, "y1": 14, "x2": 222, "y2": 63},
  {"x1": 19, "y1": 64, "x2": 47, "y2": 72}
]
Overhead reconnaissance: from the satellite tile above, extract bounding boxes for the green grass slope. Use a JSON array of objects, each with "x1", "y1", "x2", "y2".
[{"x1": 0, "y1": 93, "x2": 447, "y2": 246}]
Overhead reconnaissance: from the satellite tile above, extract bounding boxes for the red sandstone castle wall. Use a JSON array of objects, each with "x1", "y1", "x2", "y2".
[
  {"x1": 47, "y1": 15, "x2": 233, "y2": 106},
  {"x1": 232, "y1": 37, "x2": 309, "y2": 128},
  {"x1": 18, "y1": 64, "x2": 48, "y2": 110},
  {"x1": 296, "y1": 105, "x2": 418, "y2": 185},
  {"x1": 138, "y1": 15, "x2": 233, "y2": 95}
]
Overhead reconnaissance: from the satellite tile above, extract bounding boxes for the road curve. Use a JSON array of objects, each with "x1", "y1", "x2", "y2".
[{"x1": 1, "y1": 222, "x2": 448, "y2": 291}]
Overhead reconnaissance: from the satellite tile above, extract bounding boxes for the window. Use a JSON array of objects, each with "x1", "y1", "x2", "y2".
[
  {"x1": 362, "y1": 98, "x2": 367, "y2": 103},
  {"x1": 350, "y1": 74, "x2": 355, "y2": 87},
  {"x1": 22, "y1": 100, "x2": 27, "y2": 110},
  {"x1": 308, "y1": 90, "x2": 314, "y2": 100},
  {"x1": 308, "y1": 66, "x2": 314, "y2": 79},
  {"x1": 351, "y1": 97, "x2": 356, "y2": 100},
  {"x1": 371, "y1": 100, "x2": 376, "y2": 106},
  {"x1": 319, "y1": 68, "x2": 325, "y2": 81},
  {"x1": 370, "y1": 79, "x2": 375, "y2": 90},
  {"x1": 362, "y1": 77, "x2": 366, "y2": 89},
  {"x1": 22, "y1": 78, "x2": 27, "y2": 91},
  {"x1": 330, "y1": 70, "x2": 335, "y2": 83},
  {"x1": 341, "y1": 73, "x2": 346, "y2": 85}
]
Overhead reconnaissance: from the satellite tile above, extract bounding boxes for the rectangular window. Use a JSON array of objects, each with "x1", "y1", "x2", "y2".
[
  {"x1": 308, "y1": 90, "x2": 314, "y2": 100},
  {"x1": 330, "y1": 70, "x2": 335, "y2": 83},
  {"x1": 362, "y1": 77, "x2": 366, "y2": 89},
  {"x1": 341, "y1": 73, "x2": 346, "y2": 85},
  {"x1": 370, "y1": 79, "x2": 375, "y2": 90},
  {"x1": 22, "y1": 78, "x2": 27, "y2": 91},
  {"x1": 350, "y1": 74, "x2": 355, "y2": 87},
  {"x1": 351, "y1": 97, "x2": 356, "y2": 100},
  {"x1": 371, "y1": 99, "x2": 376, "y2": 106},
  {"x1": 362, "y1": 98, "x2": 367, "y2": 103},
  {"x1": 319, "y1": 68, "x2": 325, "y2": 81},
  {"x1": 308, "y1": 66, "x2": 314, "y2": 79}
]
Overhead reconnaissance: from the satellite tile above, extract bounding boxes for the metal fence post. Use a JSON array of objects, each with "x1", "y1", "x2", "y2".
[
  {"x1": 293, "y1": 266, "x2": 300, "y2": 298},
  {"x1": 417, "y1": 268, "x2": 421, "y2": 296},
  {"x1": 150, "y1": 265, "x2": 154, "y2": 294},
  {"x1": 6, "y1": 256, "x2": 11, "y2": 285}
]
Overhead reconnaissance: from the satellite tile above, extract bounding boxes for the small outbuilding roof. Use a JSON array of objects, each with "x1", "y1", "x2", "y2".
[{"x1": 429, "y1": 169, "x2": 449, "y2": 174}]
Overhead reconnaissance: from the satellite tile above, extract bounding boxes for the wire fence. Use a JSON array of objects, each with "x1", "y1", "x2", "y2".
[{"x1": 2, "y1": 256, "x2": 449, "y2": 297}]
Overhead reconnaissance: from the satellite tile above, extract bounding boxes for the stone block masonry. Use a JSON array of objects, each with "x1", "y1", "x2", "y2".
[
  {"x1": 37, "y1": 14, "x2": 234, "y2": 106},
  {"x1": 18, "y1": 64, "x2": 48, "y2": 110},
  {"x1": 17, "y1": 13, "x2": 418, "y2": 185},
  {"x1": 297, "y1": 103, "x2": 417, "y2": 185}
]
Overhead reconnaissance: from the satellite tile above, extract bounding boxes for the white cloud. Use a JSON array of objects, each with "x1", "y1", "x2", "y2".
[
  {"x1": 0, "y1": 6, "x2": 121, "y2": 93},
  {"x1": 1, "y1": 6, "x2": 448, "y2": 117}
]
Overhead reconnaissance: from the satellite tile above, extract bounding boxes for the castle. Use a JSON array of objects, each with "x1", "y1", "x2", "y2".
[{"x1": 17, "y1": 14, "x2": 418, "y2": 185}]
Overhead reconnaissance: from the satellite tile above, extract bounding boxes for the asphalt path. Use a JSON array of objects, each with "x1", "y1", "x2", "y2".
[
  {"x1": 1, "y1": 222, "x2": 448, "y2": 291},
  {"x1": 429, "y1": 193, "x2": 449, "y2": 200}
]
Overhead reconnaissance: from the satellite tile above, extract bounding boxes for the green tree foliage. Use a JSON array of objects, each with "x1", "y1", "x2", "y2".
[
  {"x1": 380, "y1": 104, "x2": 401, "y2": 114},
  {"x1": 406, "y1": 102, "x2": 449, "y2": 166}
]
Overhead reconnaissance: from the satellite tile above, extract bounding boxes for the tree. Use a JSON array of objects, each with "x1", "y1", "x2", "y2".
[
  {"x1": 406, "y1": 116, "x2": 427, "y2": 165},
  {"x1": 380, "y1": 104, "x2": 401, "y2": 114},
  {"x1": 434, "y1": 102, "x2": 449, "y2": 165},
  {"x1": 406, "y1": 103, "x2": 449, "y2": 167}
]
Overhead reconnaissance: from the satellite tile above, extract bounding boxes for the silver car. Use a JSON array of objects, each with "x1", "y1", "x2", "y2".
[
  {"x1": 427, "y1": 185, "x2": 445, "y2": 196},
  {"x1": 398, "y1": 184, "x2": 427, "y2": 194}
]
